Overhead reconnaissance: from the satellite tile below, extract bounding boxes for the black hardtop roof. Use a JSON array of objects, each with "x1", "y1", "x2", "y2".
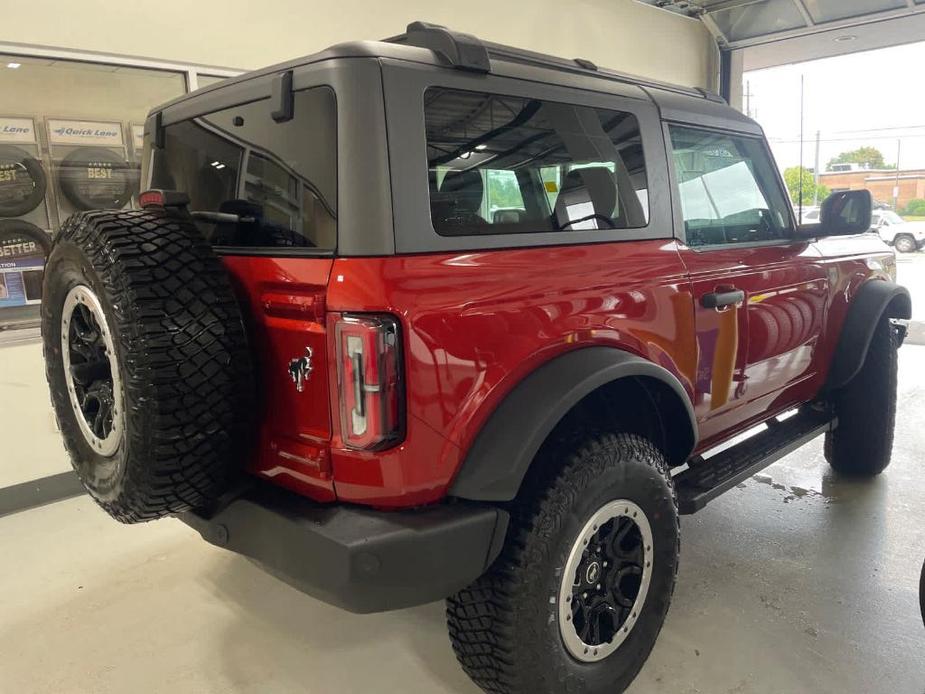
[{"x1": 152, "y1": 21, "x2": 759, "y2": 134}]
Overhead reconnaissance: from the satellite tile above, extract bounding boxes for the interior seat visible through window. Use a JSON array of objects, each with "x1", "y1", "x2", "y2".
[
  {"x1": 423, "y1": 87, "x2": 650, "y2": 237},
  {"x1": 432, "y1": 169, "x2": 487, "y2": 233},
  {"x1": 554, "y1": 167, "x2": 619, "y2": 230}
]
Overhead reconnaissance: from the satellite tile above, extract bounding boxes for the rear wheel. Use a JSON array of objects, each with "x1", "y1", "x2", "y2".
[
  {"x1": 893, "y1": 234, "x2": 916, "y2": 253},
  {"x1": 447, "y1": 433, "x2": 679, "y2": 694},
  {"x1": 824, "y1": 315, "x2": 898, "y2": 475}
]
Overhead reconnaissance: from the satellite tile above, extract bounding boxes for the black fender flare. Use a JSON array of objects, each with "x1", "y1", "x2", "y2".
[
  {"x1": 825, "y1": 279, "x2": 911, "y2": 391},
  {"x1": 449, "y1": 347, "x2": 697, "y2": 502}
]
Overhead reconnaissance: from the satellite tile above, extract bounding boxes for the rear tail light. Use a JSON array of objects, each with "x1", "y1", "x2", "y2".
[
  {"x1": 138, "y1": 189, "x2": 190, "y2": 210},
  {"x1": 335, "y1": 314, "x2": 404, "y2": 450}
]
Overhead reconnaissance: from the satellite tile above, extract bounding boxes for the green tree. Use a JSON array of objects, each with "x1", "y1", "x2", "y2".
[
  {"x1": 826, "y1": 146, "x2": 893, "y2": 171},
  {"x1": 783, "y1": 166, "x2": 829, "y2": 207},
  {"x1": 902, "y1": 198, "x2": 925, "y2": 217}
]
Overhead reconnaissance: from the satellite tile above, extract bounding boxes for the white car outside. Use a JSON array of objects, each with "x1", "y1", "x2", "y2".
[
  {"x1": 797, "y1": 206, "x2": 821, "y2": 224},
  {"x1": 871, "y1": 210, "x2": 925, "y2": 253}
]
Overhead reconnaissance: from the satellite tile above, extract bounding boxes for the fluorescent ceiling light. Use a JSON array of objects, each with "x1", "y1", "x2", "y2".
[{"x1": 6, "y1": 62, "x2": 21, "y2": 69}]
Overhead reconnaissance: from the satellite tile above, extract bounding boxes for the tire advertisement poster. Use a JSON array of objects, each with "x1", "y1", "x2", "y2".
[
  {"x1": 0, "y1": 117, "x2": 47, "y2": 311},
  {"x1": 0, "y1": 234, "x2": 43, "y2": 308}
]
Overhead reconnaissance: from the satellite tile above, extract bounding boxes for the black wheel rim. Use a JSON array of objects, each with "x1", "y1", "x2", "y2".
[
  {"x1": 559, "y1": 500, "x2": 653, "y2": 662},
  {"x1": 61, "y1": 285, "x2": 123, "y2": 455}
]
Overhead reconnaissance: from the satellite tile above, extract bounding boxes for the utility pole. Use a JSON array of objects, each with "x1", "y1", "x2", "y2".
[
  {"x1": 813, "y1": 129, "x2": 821, "y2": 206},
  {"x1": 798, "y1": 74, "x2": 805, "y2": 219},
  {"x1": 894, "y1": 139, "x2": 902, "y2": 211}
]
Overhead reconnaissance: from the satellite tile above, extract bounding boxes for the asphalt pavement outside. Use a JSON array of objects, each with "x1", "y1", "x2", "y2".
[{"x1": 897, "y1": 253, "x2": 925, "y2": 349}]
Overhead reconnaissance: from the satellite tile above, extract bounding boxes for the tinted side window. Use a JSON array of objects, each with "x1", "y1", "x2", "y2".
[
  {"x1": 669, "y1": 126, "x2": 792, "y2": 248},
  {"x1": 152, "y1": 86, "x2": 336, "y2": 250},
  {"x1": 424, "y1": 88, "x2": 649, "y2": 237}
]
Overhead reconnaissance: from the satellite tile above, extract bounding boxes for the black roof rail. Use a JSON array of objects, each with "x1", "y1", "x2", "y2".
[
  {"x1": 384, "y1": 21, "x2": 719, "y2": 104},
  {"x1": 573, "y1": 57, "x2": 598, "y2": 71},
  {"x1": 696, "y1": 87, "x2": 727, "y2": 104},
  {"x1": 386, "y1": 21, "x2": 490, "y2": 73}
]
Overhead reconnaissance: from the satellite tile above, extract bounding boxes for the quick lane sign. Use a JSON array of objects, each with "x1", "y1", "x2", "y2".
[
  {"x1": 47, "y1": 119, "x2": 124, "y2": 147},
  {"x1": 0, "y1": 117, "x2": 36, "y2": 143}
]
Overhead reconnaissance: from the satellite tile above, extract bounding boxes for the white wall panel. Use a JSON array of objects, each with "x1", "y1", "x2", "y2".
[{"x1": 0, "y1": 0, "x2": 714, "y2": 88}]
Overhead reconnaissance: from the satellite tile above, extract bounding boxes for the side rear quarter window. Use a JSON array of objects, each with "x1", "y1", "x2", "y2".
[
  {"x1": 151, "y1": 86, "x2": 337, "y2": 251},
  {"x1": 668, "y1": 126, "x2": 793, "y2": 248},
  {"x1": 424, "y1": 87, "x2": 650, "y2": 237}
]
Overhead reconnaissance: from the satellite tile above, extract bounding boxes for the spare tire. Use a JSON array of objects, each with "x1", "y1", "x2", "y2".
[
  {"x1": 57, "y1": 147, "x2": 134, "y2": 211},
  {"x1": 0, "y1": 145, "x2": 48, "y2": 217},
  {"x1": 41, "y1": 209, "x2": 254, "y2": 522}
]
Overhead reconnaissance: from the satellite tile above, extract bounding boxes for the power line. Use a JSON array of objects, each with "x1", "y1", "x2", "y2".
[
  {"x1": 766, "y1": 126, "x2": 925, "y2": 141},
  {"x1": 768, "y1": 133, "x2": 925, "y2": 144},
  {"x1": 830, "y1": 124, "x2": 925, "y2": 134}
]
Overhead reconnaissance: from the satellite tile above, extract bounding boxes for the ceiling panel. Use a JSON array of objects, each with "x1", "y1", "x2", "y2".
[
  {"x1": 743, "y1": 11, "x2": 925, "y2": 70},
  {"x1": 804, "y1": 0, "x2": 908, "y2": 23},
  {"x1": 710, "y1": 0, "x2": 807, "y2": 42},
  {"x1": 636, "y1": 0, "x2": 925, "y2": 47}
]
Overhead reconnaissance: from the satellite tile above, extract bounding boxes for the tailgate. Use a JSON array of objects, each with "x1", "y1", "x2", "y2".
[{"x1": 223, "y1": 255, "x2": 336, "y2": 501}]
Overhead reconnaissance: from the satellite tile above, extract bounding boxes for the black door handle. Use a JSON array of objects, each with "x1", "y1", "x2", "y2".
[{"x1": 701, "y1": 289, "x2": 745, "y2": 309}]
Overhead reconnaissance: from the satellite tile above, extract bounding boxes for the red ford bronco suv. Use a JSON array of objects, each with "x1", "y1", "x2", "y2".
[{"x1": 41, "y1": 22, "x2": 911, "y2": 694}]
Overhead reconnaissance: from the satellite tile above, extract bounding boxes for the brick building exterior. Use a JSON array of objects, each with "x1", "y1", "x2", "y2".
[{"x1": 819, "y1": 169, "x2": 925, "y2": 209}]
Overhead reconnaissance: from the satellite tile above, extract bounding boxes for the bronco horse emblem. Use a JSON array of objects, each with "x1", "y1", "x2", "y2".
[{"x1": 288, "y1": 347, "x2": 314, "y2": 393}]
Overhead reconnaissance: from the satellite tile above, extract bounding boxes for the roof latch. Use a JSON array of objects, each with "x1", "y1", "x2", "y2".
[
  {"x1": 153, "y1": 111, "x2": 165, "y2": 150},
  {"x1": 271, "y1": 70, "x2": 294, "y2": 123}
]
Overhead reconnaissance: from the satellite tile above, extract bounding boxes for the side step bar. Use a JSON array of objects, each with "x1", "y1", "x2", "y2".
[{"x1": 675, "y1": 408, "x2": 836, "y2": 515}]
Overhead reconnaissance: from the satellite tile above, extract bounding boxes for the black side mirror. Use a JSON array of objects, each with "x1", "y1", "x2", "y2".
[
  {"x1": 799, "y1": 190, "x2": 872, "y2": 238},
  {"x1": 821, "y1": 190, "x2": 873, "y2": 236}
]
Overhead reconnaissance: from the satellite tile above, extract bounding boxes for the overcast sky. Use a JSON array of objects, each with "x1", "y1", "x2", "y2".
[{"x1": 744, "y1": 40, "x2": 925, "y2": 174}]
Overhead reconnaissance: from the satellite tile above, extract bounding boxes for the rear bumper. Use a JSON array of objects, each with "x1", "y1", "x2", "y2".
[{"x1": 177, "y1": 484, "x2": 509, "y2": 613}]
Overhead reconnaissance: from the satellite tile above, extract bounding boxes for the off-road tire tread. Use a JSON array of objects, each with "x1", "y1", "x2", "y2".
[
  {"x1": 446, "y1": 433, "x2": 678, "y2": 694},
  {"x1": 42, "y1": 209, "x2": 253, "y2": 522},
  {"x1": 824, "y1": 315, "x2": 898, "y2": 475}
]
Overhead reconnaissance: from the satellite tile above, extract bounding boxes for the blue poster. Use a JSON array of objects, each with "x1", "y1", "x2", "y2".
[{"x1": 0, "y1": 240, "x2": 44, "y2": 308}]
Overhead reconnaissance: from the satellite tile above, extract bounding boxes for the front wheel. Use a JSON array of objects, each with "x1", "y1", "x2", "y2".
[
  {"x1": 447, "y1": 433, "x2": 679, "y2": 694},
  {"x1": 824, "y1": 315, "x2": 899, "y2": 475},
  {"x1": 893, "y1": 234, "x2": 917, "y2": 253}
]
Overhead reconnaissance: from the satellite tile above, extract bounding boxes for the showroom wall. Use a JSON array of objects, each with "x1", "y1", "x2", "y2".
[
  {"x1": 1, "y1": 0, "x2": 716, "y2": 89},
  {"x1": 0, "y1": 0, "x2": 715, "y2": 326}
]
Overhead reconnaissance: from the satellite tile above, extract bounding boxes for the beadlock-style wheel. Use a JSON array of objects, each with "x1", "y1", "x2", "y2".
[
  {"x1": 60, "y1": 284, "x2": 124, "y2": 457},
  {"x1": 447, "y1": 433, "x2": 679, "y2": 694},
  {"x1": 559, "y1": 499, "x2": 653, "y2": 662},
  {"x1": 42, "y1": 210, "x2": 254, "y2": 522}
]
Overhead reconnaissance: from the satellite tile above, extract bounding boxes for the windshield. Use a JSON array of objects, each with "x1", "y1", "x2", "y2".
[{"x1": 881, "y1": 211, "x2": 904, "y2": 224}]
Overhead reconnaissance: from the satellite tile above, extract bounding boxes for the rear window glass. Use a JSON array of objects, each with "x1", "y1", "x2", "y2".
[
  {"x1": 424, "y1": 87, "x2": 649, "y2": 237},
  {"x1": 151, "y1": 86, "x2": 336, "y2": 250}
]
